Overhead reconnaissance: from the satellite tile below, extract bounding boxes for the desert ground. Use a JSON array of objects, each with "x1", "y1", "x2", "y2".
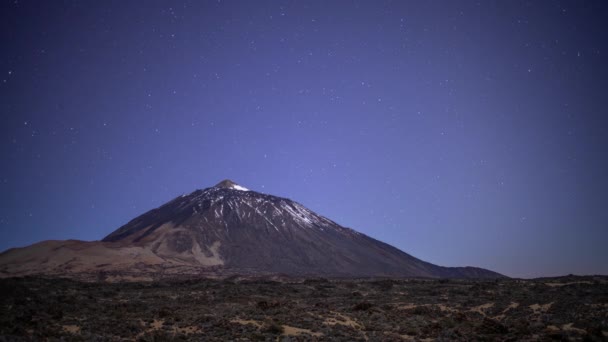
[{"x1": 0, "y1": 275, "x2": 606, "y2": 341}]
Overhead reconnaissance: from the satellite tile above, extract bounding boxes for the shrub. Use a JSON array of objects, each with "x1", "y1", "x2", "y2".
[
  {"x1": 261, "y1": 322, "x2": 284, "y2": 334},
  {"x1": 353, "y1": 302, "x2": 373, "y2": 311}
]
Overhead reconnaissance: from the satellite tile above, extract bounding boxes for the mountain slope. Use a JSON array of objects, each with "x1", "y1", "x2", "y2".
[{"x1": 0, "y1": 180, "x2": 503, "y2": 280}]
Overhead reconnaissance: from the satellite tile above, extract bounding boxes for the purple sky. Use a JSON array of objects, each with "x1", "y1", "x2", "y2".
[{"x1": 1, "y1": 1, "x2": 607, "y2": 278}]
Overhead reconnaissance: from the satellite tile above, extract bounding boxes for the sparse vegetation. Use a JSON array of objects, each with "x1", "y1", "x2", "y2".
[{"x1": 0, "y1": 275, "x2": 606, "y2": 341}]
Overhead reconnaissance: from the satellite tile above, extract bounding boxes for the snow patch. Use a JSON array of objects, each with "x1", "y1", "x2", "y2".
[
  {"x1": 282, "y1": 202, "x2": 314, "y2": 227},
  {"x1": 230, "y1": 184, "x2": 249, "y2": 191}
]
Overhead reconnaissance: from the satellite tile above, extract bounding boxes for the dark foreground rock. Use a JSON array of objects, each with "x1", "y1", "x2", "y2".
[{"x1": 0, "y1": 275, "x2": 606, "y2": 341}]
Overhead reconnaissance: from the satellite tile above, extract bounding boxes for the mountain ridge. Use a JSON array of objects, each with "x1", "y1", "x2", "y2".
[{"x1": 0, "y1": 180, "x2": 504, "y2": 280}]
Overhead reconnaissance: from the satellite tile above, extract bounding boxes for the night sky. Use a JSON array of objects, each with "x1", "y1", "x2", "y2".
[{"x1": 2, "y1": 1, "x2": 607, "y2": 278}]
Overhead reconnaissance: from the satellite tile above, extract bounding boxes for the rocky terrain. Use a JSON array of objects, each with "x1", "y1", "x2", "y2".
[
  {"x1": 1, "y1": 275, "x2": 606, "y2": 341},
  {"x1": 0, "y1": 180, "x2": 502, "y2": 279}
]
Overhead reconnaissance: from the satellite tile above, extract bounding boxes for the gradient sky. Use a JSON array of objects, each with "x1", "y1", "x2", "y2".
[{"x1": 1, "y1": 1, "x2": 607, "y2": 278}]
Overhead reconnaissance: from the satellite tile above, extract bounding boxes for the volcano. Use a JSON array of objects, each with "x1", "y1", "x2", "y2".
[{"x1": 0, "y1": 180, "x2": 503, "y2": 280}]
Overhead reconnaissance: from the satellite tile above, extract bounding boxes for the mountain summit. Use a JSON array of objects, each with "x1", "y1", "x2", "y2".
[
  {"x1": 0, "y1": 180, "x2": 503, "y2": 280},
  {"x1": 214, "y1": 179, "x2": 249, "y2": 191}
]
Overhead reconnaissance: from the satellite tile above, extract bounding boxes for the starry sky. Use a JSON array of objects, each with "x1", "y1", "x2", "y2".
[{"x1": 2, "y1": 1, "x2": 607, "y2": 278}]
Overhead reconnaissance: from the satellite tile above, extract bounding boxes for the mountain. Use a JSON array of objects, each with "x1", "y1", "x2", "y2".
[{"x1": 0, "y1": 180, "x2": 504, "y2": 280}]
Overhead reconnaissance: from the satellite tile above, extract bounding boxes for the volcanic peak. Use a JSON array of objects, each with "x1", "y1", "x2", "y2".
[{"x1": 214, "y1": 179, "x2": 249, "y2": 191}]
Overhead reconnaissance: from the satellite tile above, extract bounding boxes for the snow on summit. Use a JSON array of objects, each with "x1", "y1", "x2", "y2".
[
  {"x1": 215, "y1": 179, "x2": 249, "y2": 191},
  {"x1": 231, "y1": 184, "x2": 249, "y2": 191}
]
